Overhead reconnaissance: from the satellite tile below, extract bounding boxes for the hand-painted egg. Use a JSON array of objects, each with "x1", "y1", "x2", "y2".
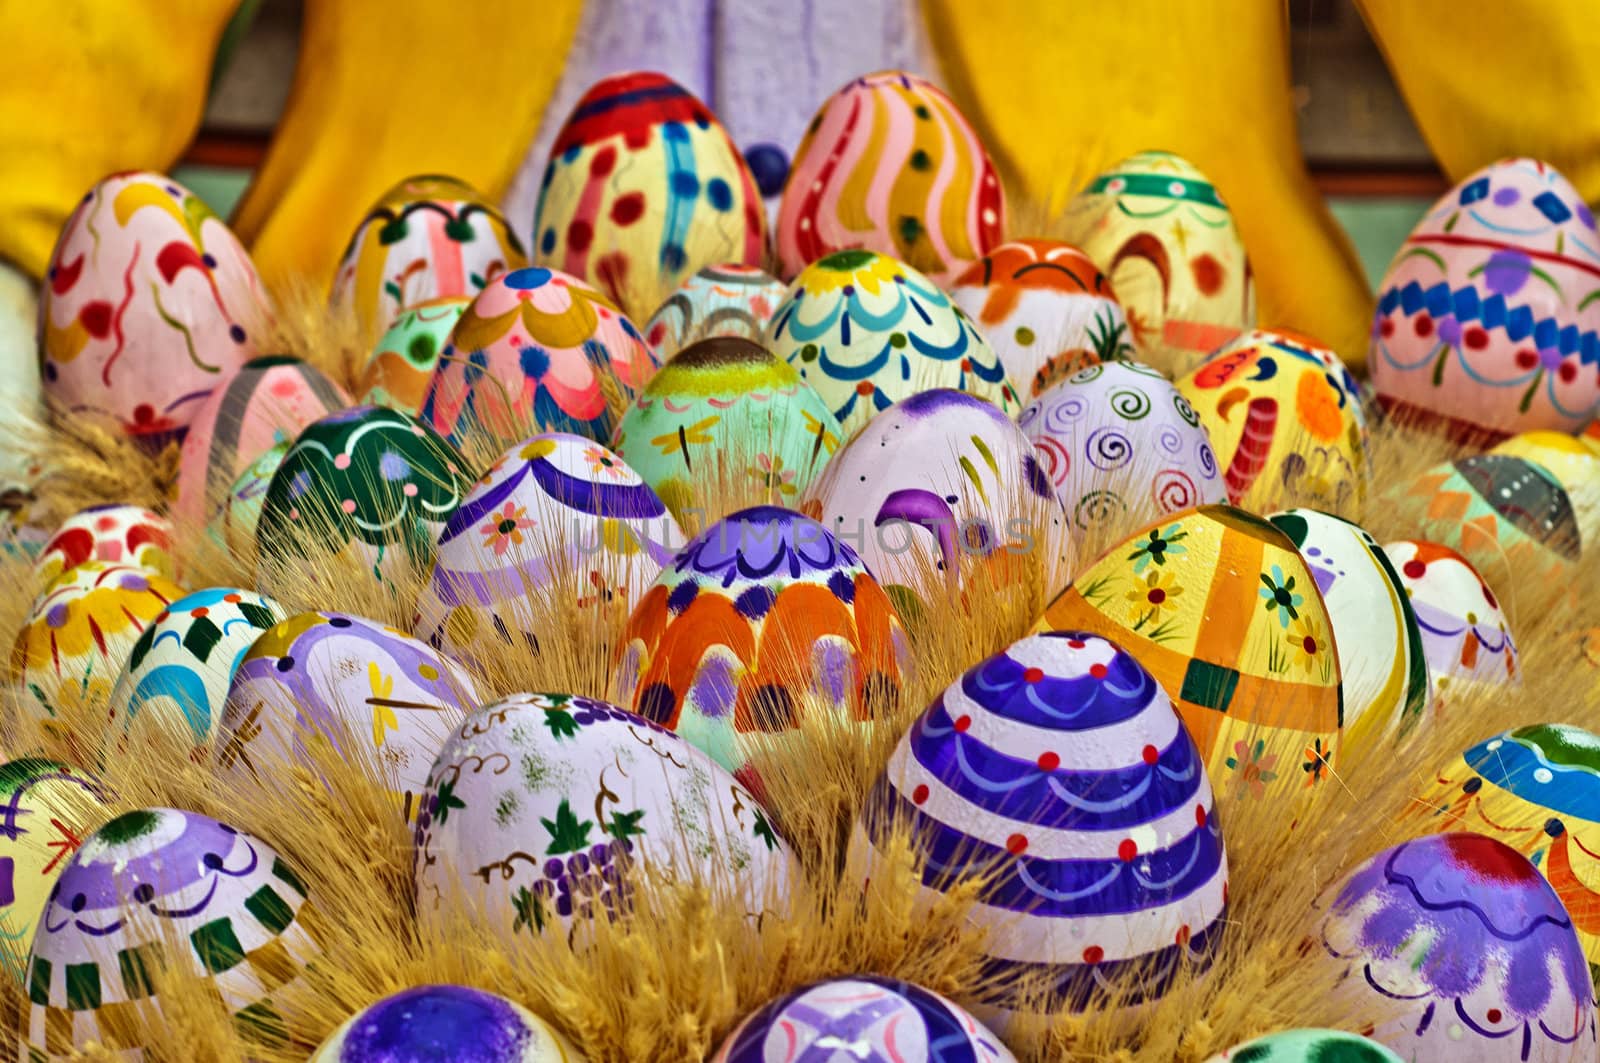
[
  {"x1": 1369, "y1": 158, "x2": 1600, "y2": 441},
  {"x1": 0, "y1": 482, "x2": 50, "y2": 562},
  {"x1": 33, "y1": 504, "x2": 174, "y2": 588},
  {"x1": 1491, "y1": 430, "x2": 1600, "y2": 546},
  {"x1": 1039, "y1": 505, "x2": 1342, "y2": 802},
  {"x1": 107, "y1": 587, "x2": 287, "y2": 753},
  {"x1": 12, "y1": 562, "x2": 186, "y2": 721},
  {"x1": 1059, "y1": 152, "x2": 1255, "y2": 374},
  {"x1": 415, "y1": 692, "x2": 792, "y2": 933},
  {"x1": 1176, "y1": 328, "x2": 1368, "y2": 515},
  {"x1": 174, "y1": 355, "x2": 353, "y2": 525},
  {"x1": 214, "y1": 440, "x2": 288, "y2": 563},
  {"x1": 415, "y1": 434, "x2": 683, "y2": 664},
  {"x1": 1414, "y1": 724, "x2": 1600, "y2": 972},
  {"x1": 1268, "y1": 510, "x2": 1428, "y2": 746},
  {"x1": 219, "y1": 612, "x2": 481, "y2": 818},
  {"x1": 711, "y1": 976, "x2": 1015, "y2": 1062},
  {"x1": 949, "y1": 239, "x2": 1134, "y2": 396},
  {"x1": 802, "y1": 389, "x2": 1063, "y2": 604},
  {"x1": 776, "y1": 71, "x2": 1004, "y2": 284},
  {"x1": 765, "y1": 250, "x2": 1019, "y2": 438},
  {"x1": 641, "y1": 264, "x2": 786, "y2": 362},
  {"x1": 331, "y1": 174, "x2": 527, "y2": 340},
  {"x1": 1202, "y1": 1029, "x2": 1402, "y2": 1062},
  {"x1": 852, "y1": 632, "x2": 1227, "y2": 1018},
  {"x1": 311, "y1": 984, "x2": 583, "y2": 1062},
  {"x1": 613, "y1": 336, "x2": 842, "y2": 515},
  {"x1": 420, "y1": 266, "x2": 659, "y2": 449},
  {"x1": 1018, "y1": 361, "x2": 1225, "y2": 536},
  {"x1": 1583, "y1": 417, "x2": 1600, "y2": 455},
  {"x1": 532, "y1": 71, "x2": 766, "y2": 322},
  {"x1": 24, "y1": 808, "x2": 319, "y2": 1058},
  {"x1": 255, "y1": 406, "x2": 473, "y2": 590},
  {"x1": 1383, "y1": 540, "x2": 1519, "y2": 703},
  {"x1": 614, "y1": 506, "x2": 909, "y2": 779},
  {"x1": 38, "y1": 172, "x2": 273, "y2": 440},
  {"x1": 357, "y1": 295, "x2": 473, "y2": 416},
  {"x1": 1318, "y1": 833, "x2": 1595, "y2": 1061},
  {"x1": 0, "y1": 759, "x2": 106, "y2": 982}
]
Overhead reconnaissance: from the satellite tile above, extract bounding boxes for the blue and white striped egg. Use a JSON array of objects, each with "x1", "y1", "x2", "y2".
[{"x1": 851, "y1": 631, "x2": 1227, "y2": 1019}]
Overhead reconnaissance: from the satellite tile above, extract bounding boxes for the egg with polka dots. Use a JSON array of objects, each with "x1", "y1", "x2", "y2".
[{"x1": 851, "y1": 630, "x2": 1228, "y2": 1020}]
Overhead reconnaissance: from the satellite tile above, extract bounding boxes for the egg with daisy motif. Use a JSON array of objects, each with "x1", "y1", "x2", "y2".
[
  {"x1": 1383, "y1": 540, "x2": 1519, "y2": 707},
  {"x1": 614, "y1": 506, "x2": 909, "y2": 781},
  {"x1": 851, "y1": 631, "x2": 1228, "y2": 1019},
  {"x1": 357, "y1": 295, "x2": 472, "y2": 417},
  {"x1": 33, "y1": 504, "x2": 174, "y2": 589},
  {"x1": 711, "y1": 975, "x2": 1016, "y2": 1062},
  {"x1": 215, "y1": 440, "x2": 288, "y2": 564},
  {"x1": 1317, "y1": 832, "x2": 1596, "y2": 1062},
  {"x1": 764, "y1": 250, "x2": 1020, "y2": 438},
  {"x1": 24, "y1": 807, "x2": 320, "y2": 1059},
  {"x1": 413, "y1": 692, "x2": 793, "y2": 936},
  {"x1": 1202, "y1": 1030, "x2": 1402, "y2": 1062},
  {"x1": 12, "y1": 562, "x2": 186, "y2": 724},
  {"x1": 612, "y1": 336, "x2": 842, "y2": 517},
  {"x1": 1040, "y1": 505, "x2": 1342, "y2": 802},
  {"x1": 420, "y1": 266, "x2": 659, "y2": 449},
  {"x1": 642, "y1": 264, "x2": 786, "y2": 362},
  {"x1": 218, "y1": 612, "x2": 482, "y2": 821},
  {"x1": 331, "y1": 174, "x2": 527, "y2": 340},
  {"x1": 255, "y1": 406, "x2": 473, "y2": 591},
  {"x1": 414, "y1": 433, "x2": 682, "y2": 665},
  {"x1": 311, "y1": 984, "x2": 583, "y2": 1062}
]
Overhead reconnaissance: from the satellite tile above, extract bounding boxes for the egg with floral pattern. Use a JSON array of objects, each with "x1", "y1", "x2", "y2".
[
  {"x1": 24, "y1": 808, "x2": 319, "y2": 1059},
  {"x1": 642, "y1": 264, "x2": 786, "y2": 362},
  {"x1": 33, "y1": 504, "x2": 174, "y2": 589},
  {"x1": 38, "y1": 172, "x2": 273, "y2": 440},
  {"x1": 357, "y1": 295, "x2": 472, "y2": 416},
  {"x1": 311, "y1": 984, "x2": 583, "y2": 1062},
  {"x1": 765, "y1": 250, "x2": 1019, "y2": 438},
  {"x1": 414, "y1": 692, "x2": 793, "y2": 935},
  {"x1": 1203, "y1": 1030, "x2": 1402, "y2": 1062},
  {"x1": 852, "y1": 631, "x2": 1228, "y2": 1019},
  {"x1": 415, "y1": 433, "x2": 682, "y2": 666},
  {"x1": 1382, "y1": 540, "x2": 1519, "y2": 706}
]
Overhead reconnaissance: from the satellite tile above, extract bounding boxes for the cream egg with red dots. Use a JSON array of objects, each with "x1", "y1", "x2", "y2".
[
  {"x1": 850, "y1": 630, "x2": 1227, "y2": 1023},
  {"x1": 32, "y1": 503, "x2": 174, "y2": 590}
]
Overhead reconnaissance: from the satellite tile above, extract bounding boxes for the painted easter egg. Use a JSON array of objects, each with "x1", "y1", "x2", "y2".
[
  {"x1": 1584, "y1": 418, "x2": 1600, "y2": 455},
  {"x1": 24, "y1": 808, "x2": 319, "y2": 1058},
  {"x1": 765, "y1": 250, "x2": 1019, "y2": 438},
  {"x1": 1017, "y1": 361, "x2": 1225, "y2": 536},
  {"x1": 107, "y1": 587, "x2": 287, "y2": 753},
  {"x1": 38, "y1": 172, "x2": 272, "y2": 440},
  {"x1": 802, "y1": 388, "x2": 1064, "y2": 605},
  {"x1": 12, "y1": 562, "x2": 185, "y2": 722},
  {"x1": 1370, "y1": 158, "x2": 1600, "y2": 441},
  {"x1": 174, "y1": 355, "x2": 353, "y2": 525},
  {"x1": 612, "y1": 336, "x2": 842, "y2": 515},
  {"x1": 420, "y1": 266, "x2": 659, "y2": 449},
  {"x1": 1318, "y1": 832, "x2": 1596, "y2": 1061},
  {"x1": 0, "y1": 480, "x2": 50, "y2": 562},
  {"x1": 1059, "y1": 152, "x2": 1254, "y2": 373},
  {"x1": 357, "y1": 295, "x2": 472, "y2": 417},
  {"x1": 1414, "y1": 724, "x2": 1600, "y2": 973},
  {"x1": 414, "y1": 433, "x2": 683, "y2": 664},
  {"x1": 331, "y1": 174, "x2": 527, "y2": 340},
  {"x1": 1203, "y1": 1030, "x2": 1402, "y2": 1062},
  {"x1": 641, "y1": 264, "x2": 786, "y2": 362},
  {"x1": 414, "y1": 692, "x2": 792, "y2": 934},
  {"x1": 776, "y1": 71, "x2": 1004, "y2": 284},
  {"x1": 0, "y1": 759, "x2": 107, "y2": 982},
  {"x1": 1176, "y1": 328, "x2": 1368, "y2": 515},
  {"x1": 1268, "y1": 510, "x2": 1428, "y2": 746},
  {"x1": 33, "y1": 504, "x2": 174, "y2": 589},
  {"x1": 255, "y1": 406, "x2": 473, "y2": 590},
  {"x1": 219, "y1": 612, "x2": 481, "y2": 819},
  {"x1": 532, "y1": 71, "x2": 766, "y2": 322},
  {"x1": 1383, "y1": 540, "x2": 1519, "y2": 703},
  {"x1": 1039, "y1": 505, "x2": 1342, "y2": 802},
  {"x1": 950, "y1": 239, "x2": 1134, "y2": 396},
  {"x1": 311, "y1": 985, "x2": 583, "y2": 1062},
  {"x1": 215, "y1": 440, "x2": 288, "y2": 564},
  {"x1": 711, "y1": 975, "x2": 1015, "y2": 1062},
  {"x1": 614, "y1": 506, "x2": 909, "y2": 780},
  {"x1": 852, "y1": 631, "x2": 1228, "y2": 1017},
  {"x1": 1491, "y1": 430, "x2": 1600, "y2": 546}
]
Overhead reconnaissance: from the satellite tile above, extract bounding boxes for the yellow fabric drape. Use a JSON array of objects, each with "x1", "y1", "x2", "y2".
[
  {"x1": 919, "y1": 0, "x2": 1375, "y2": 368},
  {"x1": 0, "y1": 0, "x2": 239, "y2": 279},
  {"x1": 229, "y1": 0, "x2": 584, "y2": 291}
]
